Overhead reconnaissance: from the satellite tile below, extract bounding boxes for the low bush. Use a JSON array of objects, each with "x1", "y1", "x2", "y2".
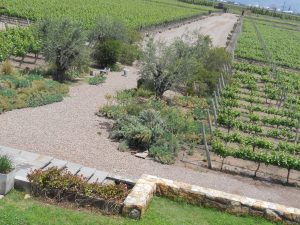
[
  {"x1": 0, "y1": 155, "x2": 14, "y2": 174},
  {"x1": 28, "y1": 167, "x2": 129, "y2": 212},
  {"x1": 88, "y1": 74, "x2": 107, "y2": 85},
  {"x1": 93, "y1": 40, "x2": 121, "y2": 68},
  {"x1": 1, "y1": 60, "x2": 14, "y2": 75},
  {"x1": 98, "y1": 88, "x2": 205, "y2": 164},
  {"x1": 118, "y1": 43, "x2": 140, "y2": 66},
  {"x1": 0, "y1": 73, "x2": 68, "y2": 113}
]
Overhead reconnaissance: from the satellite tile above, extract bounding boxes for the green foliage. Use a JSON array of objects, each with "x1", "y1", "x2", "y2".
[
  {"x1": 0, "y1": 0, "x2": 213, "y2": 29},
  {"x1": 98, "y1": 88, "x2": 203, "y2": 164},
  {"x1": 212, "y1": 139, "x2": 300, "y2": 170},
  {"x1": 37, "y1": 19, "x2": 89, "y2": 82},
  {"x1": 236, "y1": 20, "x2": 300, "y2": 70},
  {"x1": 28, "y1": 167, "x2": 129, "y2": 202},
  {"x1": 0, "y1": 73, "x2": 68, "y2": 113},
  {"x1": 141, "y1": 35, "x2": 231, "y2": 98},
  {"x1": 88, "y1": 74, "x2": 107, "y2": 85},
  {"x1": 0, "y1": 191, "x2": 277, "y2": 225},
  {"x1": 0, "y1": 155, "x2": 14, "y2": 174},
  {"x1": 118, "y1": 43, "x2": 140, "y2": 66},
  {"x1": 93, "y1": 40, "x2": 121, "y2": 67},
  {"x1": 110, "y1": 109, "x2": 164, "y2": 150},
  {"x1": 0, "y1": 27, "x2": 40, "y2": 62}
]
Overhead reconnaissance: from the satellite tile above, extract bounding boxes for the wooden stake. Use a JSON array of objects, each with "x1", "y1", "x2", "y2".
[
  {"x1": 202, "y1": 122, "x2": 212, "y2": 169},
  {"x1": 212, "y1": 101, "x2": 218, "y2": 128},
  {"x1": 221, "y1": 74, "x2": 226, "y2": 88},
  {"x1": 214, "y1": 91, "x2": 219, "y2": 108},
  {"x1": 207, "y1": 109, "x2": 213, "y2": 134}
]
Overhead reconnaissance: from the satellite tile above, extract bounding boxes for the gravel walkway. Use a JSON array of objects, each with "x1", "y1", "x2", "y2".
[
  {"x1": 151, "y1": 13, "x2": 238, "y2": 47},
  {"x1": 1, "y1": 14, "x2": 300, "y2": 208}
]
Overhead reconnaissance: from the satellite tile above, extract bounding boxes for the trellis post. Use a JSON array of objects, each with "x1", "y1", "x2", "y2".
[
  {"x1": 211, "y1": 100, "x2": 218, "y2": 128},
  {"x1": 201, "y1": 122, "x2": 212, "y2": 169},
  {"x1": 213, "y1": 91, "x2": 219, "y2": 108},
  {"x1": 207, "y1": 109, "x2": 213, "y2": 134}
]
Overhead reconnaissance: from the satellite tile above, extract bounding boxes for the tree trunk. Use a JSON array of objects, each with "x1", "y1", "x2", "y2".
[
  {"x1": 286, "y1": 168, "x2": 291, "y2": 184},
  {"x1": 254, "y1": 162, "x2": 260, "y2": 177}
]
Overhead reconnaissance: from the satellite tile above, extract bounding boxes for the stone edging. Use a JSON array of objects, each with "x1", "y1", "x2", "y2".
[{"x1": 122, "y1": 174, "x2": 300, "y2": 224}]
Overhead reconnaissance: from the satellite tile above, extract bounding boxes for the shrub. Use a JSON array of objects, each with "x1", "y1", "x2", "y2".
[
  {"x1": 28, "y1": 167, "x2": 129, "y2": 204},
  {"x1": 93, "y1": 40, "x2": 121, "y2": 67},
  {"x1": 88, "y1": 74, "x2": 107, "y2": 85},
  {"x1": 118, "y1": 43, "x2": 140, "y2": 66},
  {"x1": 0, "y1": 155, "x2": 14, "y2": 174},
  {"x1": 149, "y1": 133, "x2": 179, "y2": 164},
  {"x1": 1, "y1": 60, "x2": 14, "y2": 75}
]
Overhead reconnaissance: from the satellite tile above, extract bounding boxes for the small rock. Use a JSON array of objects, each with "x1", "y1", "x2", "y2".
[
  {"x1": 102, "y1": 179, "x2": 116, "y2": 185},
  {"x1": 24, "y1": 194, "x2": 31, "y2": 200},
  {"x1": 0, "y1": 195, "x2": 4, "y2": 200},
  {"x1": 135, "y1": 151, "x2": 149, "y2": 159},
  {"x1": 128, "y1": 209, "x2": 141, "y2": 219}
]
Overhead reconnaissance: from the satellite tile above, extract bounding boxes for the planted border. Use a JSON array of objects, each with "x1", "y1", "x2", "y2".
[{"x1": 27, "y1": 167, "x2": 130, "y2": 214}]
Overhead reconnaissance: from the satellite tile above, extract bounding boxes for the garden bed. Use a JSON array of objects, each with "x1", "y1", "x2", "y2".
[{"x1": 27, "y1": 167, "x2": 131, "y2": 215}]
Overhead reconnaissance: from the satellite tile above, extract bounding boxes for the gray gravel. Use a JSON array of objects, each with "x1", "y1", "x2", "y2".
[{"x1": 1, "y1": 14, "x2": 300, "y2": 208}]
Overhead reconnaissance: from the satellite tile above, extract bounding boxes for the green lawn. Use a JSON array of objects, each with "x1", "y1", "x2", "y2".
[{"x1": 0, "y1": 191, "x2": 279, "y2": 225}]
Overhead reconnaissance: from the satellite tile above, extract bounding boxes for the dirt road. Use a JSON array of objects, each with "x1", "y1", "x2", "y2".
[{"x1": 151, "y1": 13, "x2": 238, "y2": 47}]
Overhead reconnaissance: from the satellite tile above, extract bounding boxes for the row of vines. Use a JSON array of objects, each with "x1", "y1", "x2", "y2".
[
  {"x1": 235, "y1": 19, "x2": 300, "y2": 70},
  {"x1": 0, "y1": 27, "x2": 40, "y2": 62},
  {"x1": 0, "y1": 0, "x2": 213, "y2": 29},
  {"x1": 210, "y1": 62, "x2": 300, "y2": 181}
]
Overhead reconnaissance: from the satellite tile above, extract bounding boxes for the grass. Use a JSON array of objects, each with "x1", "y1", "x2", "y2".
[{"x1": 0, "y1": 191, "x2": 278, "y2": 225}]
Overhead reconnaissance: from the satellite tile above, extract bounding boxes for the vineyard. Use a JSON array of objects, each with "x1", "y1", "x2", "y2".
[
  {"x1": 0, "y1": 27, "x2": 40, "y2": 62},
  {"x1": 209, "y1": 62, "x2": 300, "y2": 182},
  {"x1": 0, "y1": 0, "x2": 213, "y2": 29},
  {"x1": 235, "y1": 19, "x2": 300, "y2": 70}
]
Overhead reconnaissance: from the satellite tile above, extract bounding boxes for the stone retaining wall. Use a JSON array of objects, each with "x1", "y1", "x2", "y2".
[{"x1": 123, "y1": 174, "x2": 300, "y2": 224}]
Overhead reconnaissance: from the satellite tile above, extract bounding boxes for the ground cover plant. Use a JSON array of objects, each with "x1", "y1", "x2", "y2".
[
  {"x1": 0, "y1": 0, "x2": 213, "y2": 29},
  {"x1": 210, "y1": 62, "x2": 300, "y2": 182},
  {"x1": 0, "y1": 191, "x2": 279, "y2": 225},
  {"x1": 235, "y1": 19, "x2": 300, "y2": 70},
  {"x1": 27, "y1": 167, "x2": 129, "y2": 214},
  {"x1": 0, "y1": 67, "x2": 68, "y2": 113},
  {"x1": 98, "y1": 88, "x2": 207, "y2": 164}
]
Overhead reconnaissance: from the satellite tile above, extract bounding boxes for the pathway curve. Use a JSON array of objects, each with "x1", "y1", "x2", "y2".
[{"x1": 1, "y1": 14, "x2": 300, "y2": 208}]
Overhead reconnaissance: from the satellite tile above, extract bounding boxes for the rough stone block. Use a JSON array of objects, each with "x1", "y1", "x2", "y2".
[
  {"x1": 88, "y1": 170, "x2": 108, "y2": 184},
  {"x1": 265, "y1": 209, "x2": 282, "y2": 222},
  {"x1": 76, "y1": 167, "x2": 96, "y2": 180},
  {"x1": 43, "y1": 158, "x2": 67, "y2": 170},
  {"x1": 65, "y1": 162, "x2": 82, "y2": 175},
  {"x1": 0, "y1": 146, "x2": 21, "y2": 158}
]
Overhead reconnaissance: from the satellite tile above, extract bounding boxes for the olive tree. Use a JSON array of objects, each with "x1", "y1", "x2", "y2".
[
  {"x1": 140, "y1": 34, "x2": 213, "y2": 98},
  {"x1": 37, "y1": 19, "x2": 89, "y2": 82}
]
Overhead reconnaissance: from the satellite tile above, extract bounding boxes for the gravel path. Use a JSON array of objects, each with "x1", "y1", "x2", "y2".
[
  {"x1": 1, "y1": 14, "x2": 300, "y2": 208},
  {"x1": 151, "y1": 13, "x2": 238, "y2": 47}
]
